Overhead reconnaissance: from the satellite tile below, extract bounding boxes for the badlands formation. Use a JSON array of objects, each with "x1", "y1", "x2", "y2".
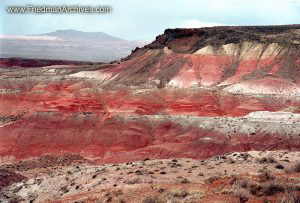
[{"x1": 0, "y1": 25, "x2": 300, "y2": 202}]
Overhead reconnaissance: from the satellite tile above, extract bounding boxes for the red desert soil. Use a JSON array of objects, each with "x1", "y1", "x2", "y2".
[{"x1": 0, "y1": 84, "x2": 299, "y2": 162}]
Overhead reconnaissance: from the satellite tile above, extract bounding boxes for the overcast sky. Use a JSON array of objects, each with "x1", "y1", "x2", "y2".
[{"x1": 1, "y1": 0, "x2": 300, "y2": 40}]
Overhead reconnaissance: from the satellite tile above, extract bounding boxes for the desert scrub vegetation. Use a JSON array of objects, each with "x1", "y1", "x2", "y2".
[
  {"x1": 142, "y1": 188, "x2": 190, "y2": 203},
  {"x1": 285, "y1": 161, "x2": 300, "y2": 173},
  {"x1": 232, "y1": 187, "x2": 250, "y2": 203},
  {"x1": 180, "y1": 177, "x2": 190, "y2": 184},
  {"x1": 142, "y1": 196, "x2": 164, "y2": 203},
  {"x1": 275, "y1": 164, "x2": 285, "y2": 170},
  {"x1": 279, "y1": 192, "x2": 300, "y2": 203},
  {"x1": 233, "y1": 179, "x2": 286, "y2": 197},
  {"x1": 124, "y1": 177, "x2": 141, "y2": 185},
  {"x1": 258, "y1": 169, "x2": 275, "y2": 182},
  {"x1": 171, "y1": 189, "x2": 189, "y2": 198},
  {"x1": 256, "y1": 154, "x2": 278, "y2": 164},
  {"x1": 231, "y1": 168, "x2": 300, "y2": 202}
]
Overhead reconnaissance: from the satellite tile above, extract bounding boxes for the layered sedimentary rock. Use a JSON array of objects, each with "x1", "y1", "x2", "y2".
[
  {"x1": 0, "y1": 25, "x2": 300, "y2": 163},
  {"x1": 96, "y1": 25, "x2": 300, "y2": 93}
]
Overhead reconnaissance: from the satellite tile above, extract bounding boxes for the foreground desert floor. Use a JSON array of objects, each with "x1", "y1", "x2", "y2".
[{"x1": 1, "y1": 150, "x2": 300, "y2": 202}]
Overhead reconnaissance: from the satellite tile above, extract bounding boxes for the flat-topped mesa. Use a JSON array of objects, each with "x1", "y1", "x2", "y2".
[
  {"x1": 106, "y1": 25, "x2": 300, "y2": 91},
  {"x1": 143, "y1": 25, "x2": 300, "y2": 53},
  {"x1": 0, "y1": 57, "x2": 98, "y2": 68}
]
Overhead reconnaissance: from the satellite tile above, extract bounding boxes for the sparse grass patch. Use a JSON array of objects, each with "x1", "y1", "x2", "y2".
[
  {"x1": 181, "y1": 178, "x2": 190, "y2": 184},
  {"x1": 279, "y1": 192, "x2": 300, "y2": 203},
  {"x1": 234, "y1": 179, "x2": 263, "y2": 197},
  {"x1": 142, "y1": 196, "x2": 163, "y2": 203},
  {"x1": 60, "y1": 185, "x2": 69, "y2": 194},
  {"x1": 172, "y1": 189, "x2": 189, "y2": 198},
  {"x1": 204, "y1": 176, "x2": 220, "y2": 184},
  {"x1": 258, "y1": 169, "x2": 275, "y2": 182},
  {"x1": 233, "y1": 188, "x2": 249, "y2": 203},
  {"x1": 125, "y1": 177, "x2": 141, "y2": 185},
  {"x1": 256, "y1": 155, "x2": 278, "y2": 164},
  {"x1": 286, "y1": 161, "x2": 300, "y2": 173},
  {"x1": 262, "y1": 181, "x2": 285, "y2": 196},
  {"x1": 237, "y1": 179, "x2": 252, "y2": 189}
]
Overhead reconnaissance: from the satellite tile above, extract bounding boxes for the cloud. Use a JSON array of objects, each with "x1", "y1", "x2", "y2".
[
  {"x1": 0, "y1": 35, "x2": 61, "y2": 41},
  {"x1": 179, "y1": 20, "x2": 228, "y2": 28},
  {"x1": 168, "y1": 20, "x2": 229, "y2": 29}
]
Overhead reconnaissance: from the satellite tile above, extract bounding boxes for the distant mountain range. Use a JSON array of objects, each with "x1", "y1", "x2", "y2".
[{"x1": 0, "y1": 30, "x2": 147, "y2": 62}]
